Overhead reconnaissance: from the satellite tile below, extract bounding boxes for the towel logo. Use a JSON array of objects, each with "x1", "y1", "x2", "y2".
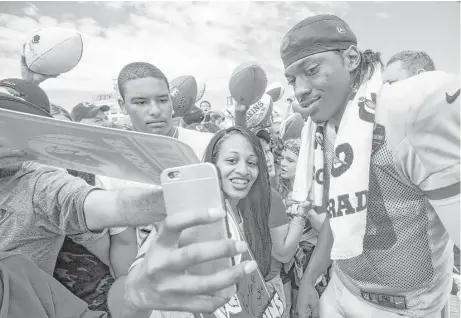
[
  {"x1": 315, "y1": 167, "x2": 324, "y2": 185},
  {"x1": 331, "y1": 143, "x2": 354, "y2": 178},
  {"x1": 328, "y1": 190, "x2": 368, "y2": 218},
  {"x1": 358, "y1": 93, "x2": 377, "y2": 123}
]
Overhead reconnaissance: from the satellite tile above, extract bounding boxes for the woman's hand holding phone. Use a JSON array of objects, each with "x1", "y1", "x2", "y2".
[{"x1": 124, "y1": 207, "x2": 257, "y2": 314}]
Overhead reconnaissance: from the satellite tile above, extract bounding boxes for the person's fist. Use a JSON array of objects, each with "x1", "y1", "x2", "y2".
[
  {"x1": 20, "y1": 44, "x2": 58, "y2": 85},
  {"x1": 285, "y1": 192, "x2": 298, "y2": 207},
  {"x1": 298, "y1": 200, "x2": 314, "y2": 216},
  {"x1": 234, "y1": 102, "x2": 251, "y2": 114}
]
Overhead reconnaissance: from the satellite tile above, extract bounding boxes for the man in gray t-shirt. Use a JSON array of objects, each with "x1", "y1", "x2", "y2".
[
  {"x1": 0, "y1": 79, "x2": 167, "y2": 275},
  {"x1": 0, "y1": 161, "x2": 106, "y2": 275}
]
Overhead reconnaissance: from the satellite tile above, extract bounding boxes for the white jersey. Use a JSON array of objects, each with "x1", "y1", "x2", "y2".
[{"x1": 323, "y1": 72, "x2": 459, "y2": 317}]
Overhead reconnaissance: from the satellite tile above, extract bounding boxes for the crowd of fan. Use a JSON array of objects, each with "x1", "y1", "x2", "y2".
[{"x1": 0, "y1": 20, "x2": 458, "y2": 318}]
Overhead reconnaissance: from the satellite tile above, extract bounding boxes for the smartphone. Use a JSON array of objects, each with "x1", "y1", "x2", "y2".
[{"x1": 161, "y1": 163, "x2": 236, "y2": 298}]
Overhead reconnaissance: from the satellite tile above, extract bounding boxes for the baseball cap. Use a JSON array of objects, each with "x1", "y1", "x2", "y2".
[
  {"x1": 252, "y1": 127, "x2": 271, "y2": 144},
  {"x1": 71, "y1": 102, "x2": 110, "y2": 122},
  {"x1": 0, "y1": 78, "x2": 52, "y2": 117},
  {"x1": 280, "y1": 113, "x2": 304, "y2": 140},
  {"x1": 280, "y1": 14, "x2": 357, "y2": 69},
  {"x1": 183, "y1": 105, "x2": 204, "y2": 125}
]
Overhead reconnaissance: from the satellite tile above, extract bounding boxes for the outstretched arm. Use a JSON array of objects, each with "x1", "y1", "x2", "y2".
[{"x1": 83, "y1": 186, "x2": 166, "y2": 231}]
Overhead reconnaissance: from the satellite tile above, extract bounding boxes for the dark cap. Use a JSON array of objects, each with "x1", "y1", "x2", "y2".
[
  {"x1": 280, "y1": 14, "x2": 357, "y2": 69},
  {"x1": 0, "y1": 78, "x2": 52, "y2": 117},
  {"x1": 252, "y1": 127, "x2": 271, "y2": 144},
  {"x1": 280, "y1": 113, "x2": 304, "y2": 140},
  {"x1": 183, "y1": 105, "x2": 204, "y2": 125},
  {"x1": 71, "y1": 102, "x2": 110, "y2": 122}
]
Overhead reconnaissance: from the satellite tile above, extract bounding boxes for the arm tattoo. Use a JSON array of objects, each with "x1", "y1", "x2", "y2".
[{"x1": 115, "y1": 187, "x2": 167, "y2": 226}]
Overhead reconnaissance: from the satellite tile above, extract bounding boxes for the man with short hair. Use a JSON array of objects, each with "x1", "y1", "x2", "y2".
[
  {"x1": 280, "y1": 14, "x2": 459, "y2": 318},
  {"x1": 199, "y1": 100, "x2": 211, "y2": 112},
  {"x1": 71, "y1": 102, "x2": 111, "y2": 126},
  {"x1": 102, "y1": 62, "x2": 214, "y2": 248},
  {"x1": 383, "y1": 50, "x2": 436, "y2": 84},
  {"x1": 104, "y1": 62, "x2": 234, "y2": 317}
]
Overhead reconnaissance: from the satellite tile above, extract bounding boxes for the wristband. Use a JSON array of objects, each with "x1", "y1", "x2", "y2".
[{"x1": 295, "y1": 207, "x2": 310, "y2": 223}]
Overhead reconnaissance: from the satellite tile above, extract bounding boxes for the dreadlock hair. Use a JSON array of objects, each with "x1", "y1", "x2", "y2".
[
  {"x1": 386, "y1": 50, "x2": 436, "y2": 74},
  {"x1": 117, "y1": 62, "x2": 170, "y2": 100},
  {"x1": 203, "y1": 126, "x2": 272, "y2": 278},
  {"x1": 357, "y1": 49, "x2": 384, "y2": 82},
  {"x1": 334, "y1": 48, "x2": 384, "y2": 98}
]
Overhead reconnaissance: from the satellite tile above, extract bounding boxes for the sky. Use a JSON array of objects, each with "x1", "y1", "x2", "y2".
[{"x1": 0, "y1": 1, "x2": 459, "y2": 112}]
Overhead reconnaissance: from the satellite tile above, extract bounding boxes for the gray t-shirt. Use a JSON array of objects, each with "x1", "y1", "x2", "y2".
[{"x1": 0, "y1": 162, "x2": 106, "y2": 275}]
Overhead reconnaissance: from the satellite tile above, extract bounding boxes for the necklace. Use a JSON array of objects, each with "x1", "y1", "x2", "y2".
[{"x1": 236, "y1": 207, "x2": 243, "y2": 224}]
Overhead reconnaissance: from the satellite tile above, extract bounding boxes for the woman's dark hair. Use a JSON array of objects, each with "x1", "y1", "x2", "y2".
[{"x1": 203, "y1": 126, "x2": 272, "y2": 277}]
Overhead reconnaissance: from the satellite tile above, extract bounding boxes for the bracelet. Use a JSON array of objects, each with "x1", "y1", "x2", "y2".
[{"x1": 296, "y1": 205, "x2": 311, "y2": 222}]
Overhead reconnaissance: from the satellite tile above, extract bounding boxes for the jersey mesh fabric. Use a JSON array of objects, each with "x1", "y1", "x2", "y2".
[{"x1": 321, "y1": 125, "x2": 453, "y2": 317}]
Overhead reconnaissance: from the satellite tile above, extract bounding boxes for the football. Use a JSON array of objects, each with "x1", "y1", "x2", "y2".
[
  {"x1": 24, "y1": 27, "x2": 83, "y2": 76},
  {"x1": 245, "y1": 94, "x2": 273, "y2": 129},
  {"x1": 169, "y1": 75, "x2": 198, "y2": 118},
  {"x1": 265, "y1": 82, "x2": 285, "y2": 102},
  {"x1": 229, "y1": 61, "x2": 267, "y2": 106}
]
